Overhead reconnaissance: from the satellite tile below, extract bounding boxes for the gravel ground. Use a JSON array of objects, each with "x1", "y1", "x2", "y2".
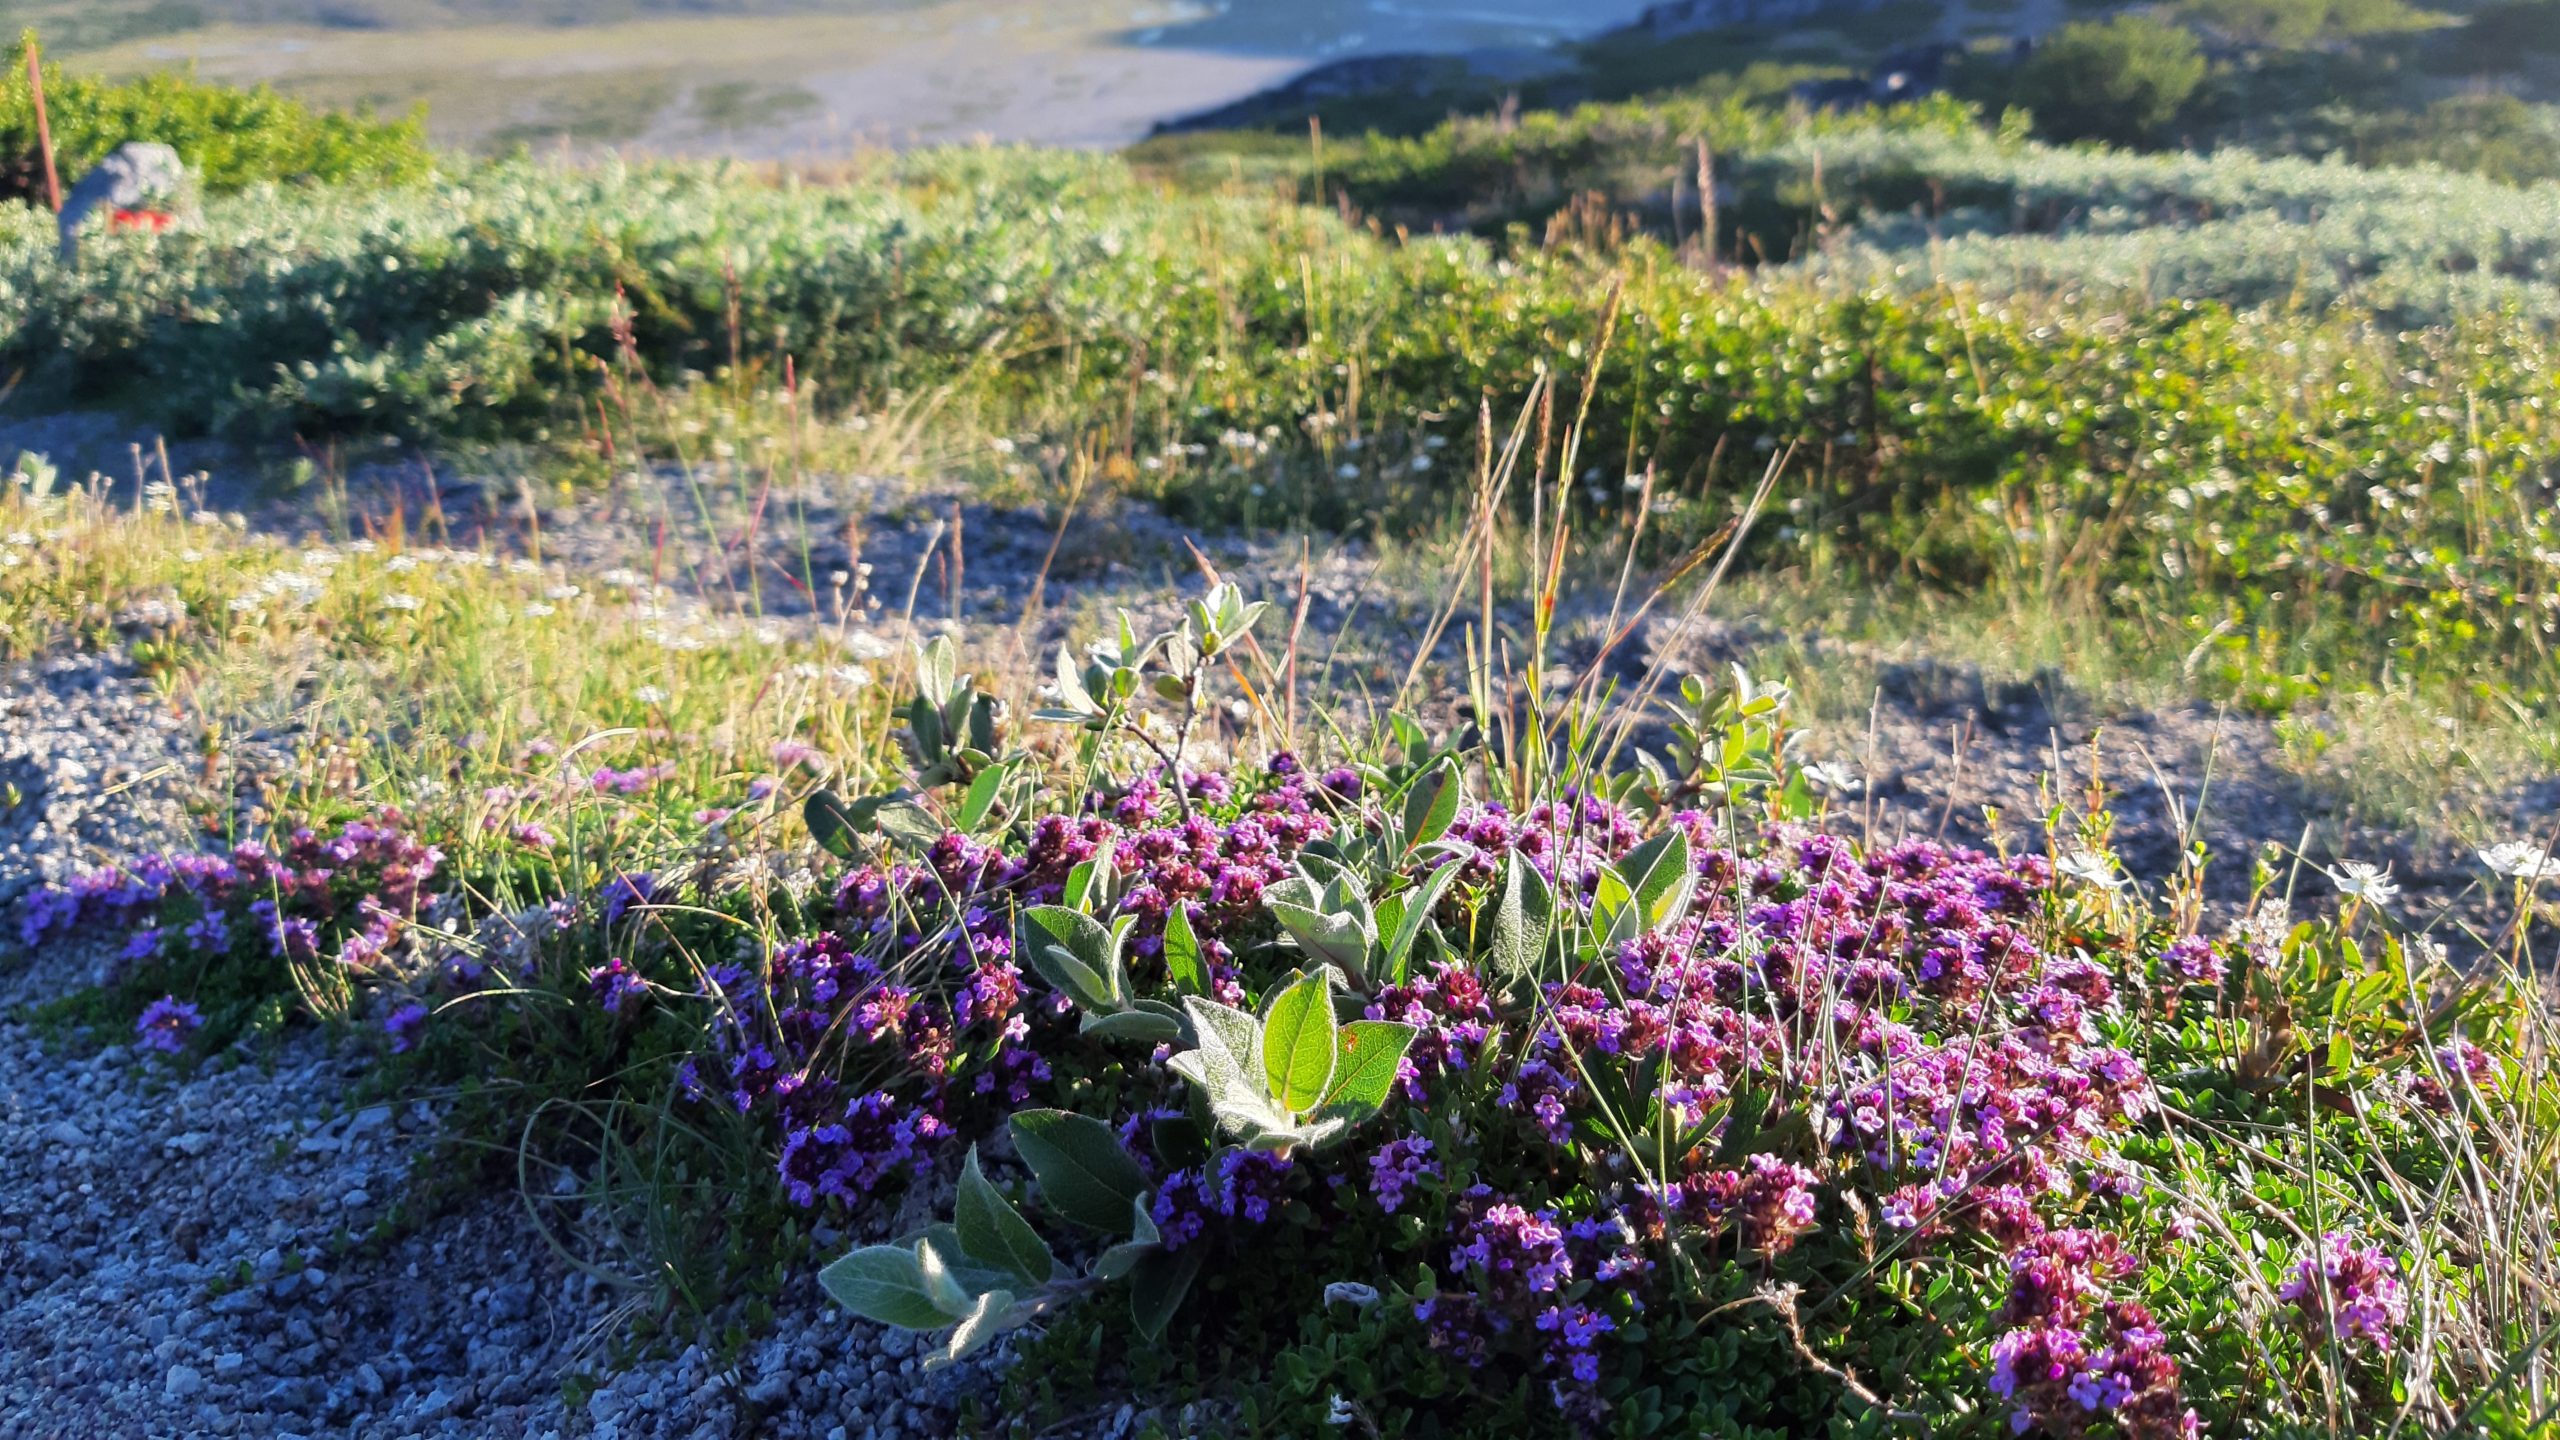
[
  {"x1": 2, "y1": 412, "x2": 2551, "y2": 1436},
  {"x1": 0, "y1": 665, "x2": 1025, "y2": 1436},
  {"x1": 0, "y1": 652, "x2": 219, "y2": 914}
]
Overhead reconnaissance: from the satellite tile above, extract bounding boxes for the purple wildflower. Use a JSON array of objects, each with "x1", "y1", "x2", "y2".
[{"x1": 135, "y1": 996, "x2": 202, "y2": 1054}]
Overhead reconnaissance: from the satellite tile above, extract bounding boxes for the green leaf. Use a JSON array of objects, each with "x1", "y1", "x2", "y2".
[
  {"x1": 1162, "y1": 903, "x2": 1209, "y2": 997},
  {"x1": 1128, "y1": 1243, "x2": 1206, "y2": 1341},
  {"x1": 1259, "y1": 971, "x2": 1339, "y2": 1115},
  {"x1": 1488, "y1": 852, "x2": 1553, "y2": 982},
  {"x1": 1063, "y1": 851, "x2": 1113, "y2": 915},
  {"x1": 1317, "y1": 1020, "x2": 1418, "y2": 1121},
  {"x1": 966, "y1": 694, "x2": 997, "y2": 755},
  {"x1": 1379, "y1": 863, "x2": 1460, "y2": 986},
  {"x1": 915, "y1": 636, "x2": 958, "y2": 708},
  {"x1": 1401, "y1": 760, "x2": 1463, "y2": 854},
  {"x1": 958, "y1": 763, "x2": 1008, "y2": 832},
  {"x1": 1615, "y1": 829, "x2": 1695, "y2": 931},
  {"x1": 1101, "y1": 914, "x2": 1137, "y2": 1004},
  {"x1": 1009, "y1": 1110, "x2": 1149, "y2": 1234},
  {"x1": 1150, "y1": 1114, "x2": 1210, "y2": 1170},
  {"x1": 804, "y1": 789, "x2": 861, "y2": 861},
  {"x1": 907, "y1": 697, "x2": 945, "y2": 764},
  {"x1": 1093, "y1": 1193, "x2": 1164, "y2": 1280},
  {"x1": 1183, "y1": 996, "x2": 1262, "y2": 1083},
  {"x1": 1264, "y1": 873, "x2": 1374, "y2": 981},
  {"x1": 1051, "y1": 645, "x2": 1099, "y2": 716},
  {"x1": 873, "y1": 799, "x2": 945, "y2": 851},
  {"x1": 916, "y1": 1224, "x2": 1023, "y2": 1298},
  {"x1": 1026, "y1": 942, "x2": 1113, "y2": 1014},
  {"x1": 954, "y1": 1147, "x2": 1054, "y2": 1290},
  {"x1": 1077, "y1": 1008, "x2": 1183, "y2": 1045},
  {"x1": 915, "y1": 1233, "x2": 980, "y2": 1318},
  {"x1": 938, "y1": 1288, "x2": 1016, "y2": 1367},
  {"x1": 1093, "y1": 1240, "x2": 1153, "y2": 1281},
  {"x1": 1023, "y1": 907, "x2": 1116, "y2": 1006},
  {"x1": 816, "y1": 1245, "x2": 947, "y2": 1330}
]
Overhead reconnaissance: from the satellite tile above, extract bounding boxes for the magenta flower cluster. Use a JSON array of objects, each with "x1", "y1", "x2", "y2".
[
  {"x1": 652, "y1": 760, "x2": 1338, "y2": 1213},
  {"x1": 20, "y1": 813, "x2": 442, "y2": 974},
  {"x1": 1350, "y1": 800, "x2": 2181, "y2": 1420},
  {"x1": 1989, "y1": 1229, "x2": 2195, "y2": 1437},
  {"x1": 2281, "y1": 1231, "x2": 2408, "y2": 1354},
  {"x1": 1417, "y1": 1188, "x2": 1653, "y2": 1421}
]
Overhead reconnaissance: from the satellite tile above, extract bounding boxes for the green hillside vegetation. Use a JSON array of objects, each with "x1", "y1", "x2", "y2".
[
  {"x1": 1, "y1": 32, "x2": 431, "y2": 205},
  {"x1": 9, "y1": 132, "x2": 2560, "y2": 733},
  {"x1": 6, "y1": 25, "x2": 2560, "y2": 1440}
]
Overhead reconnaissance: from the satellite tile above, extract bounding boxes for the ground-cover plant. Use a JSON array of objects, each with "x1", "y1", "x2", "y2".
[
  {"x1": 10, "y1": 138, "x2": 2560, "y2": 732},
  {"x1": 16, "y1": 536, "x2": 2560, "y2": 1433},
  {"x1": 0, "y1": 452, "x2": 904, "y2": 846},
  {"x1": 2, "y1": 31, "x2": 431, "y2": 207}
]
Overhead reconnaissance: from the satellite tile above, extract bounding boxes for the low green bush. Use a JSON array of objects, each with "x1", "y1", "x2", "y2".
[
  {"x1": 5, "y1": 145, "x2": 2559, "y2": 709},
  {"x1": 1, "y1": 31, "x2": 432, "y2": 207},
  {"x1": 20, "y1": 578, "x2": 2560, "y2": 1437},
  {"x1": 2004, "y1": 15, "x2": 2209, "y2": 146}
]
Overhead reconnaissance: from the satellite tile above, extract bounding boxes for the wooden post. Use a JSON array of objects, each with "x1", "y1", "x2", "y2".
[{"x1": 26, "y1": 37, "x2": 62, "y2": 212}]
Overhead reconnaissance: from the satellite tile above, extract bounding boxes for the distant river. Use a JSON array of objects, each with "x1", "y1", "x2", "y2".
[
  {"x1": 90, "y1": 0, "x2": 1690, "y2": 156},
  {"x1": 1123, "y1": 0, "x2": 1678, "y2": 58}
]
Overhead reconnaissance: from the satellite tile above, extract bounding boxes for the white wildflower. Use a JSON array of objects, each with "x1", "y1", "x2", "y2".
[
  {"x1": 2056, "y1": 849, "x2": 2126, "y2": 891},
  {"x1": 2329, "y1": 860, "x2": 2399, "y2": 907},
  {"x1": 2479, "y1": 841, "x2": 2560, "y2": 882},
  {"x1": 1800, "y1": 760, "x2": 1862, "y2": 793},
  {"x1": 381, "y1": 593, "x2": 423, "y2": 612}
]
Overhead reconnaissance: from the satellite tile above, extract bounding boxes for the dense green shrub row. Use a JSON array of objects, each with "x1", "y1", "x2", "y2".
[
  {"x1": 1, "y1": 32, "x2": 432, "y2": 207},
  {"x1": 1310, "y1": 90, "x2": 2560, "y2": 321},
  {"x1": 1744, "y1": 126, "x2": 2560, "y2": 317},
  {"x1": 1318, "y1": 94, "x2": 1984, "y2": 232},
  {"x1": 4, "y1": 147, "x2": 2555, "y2": 703}
]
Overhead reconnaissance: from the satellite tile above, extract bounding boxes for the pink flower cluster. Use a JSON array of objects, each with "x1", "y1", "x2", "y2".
[
  {"x1": 1367, "y1": 813, "x2": 2177, "y2": 1418},
  {"x1": 2281, "y1": 1231, "x2": 2407, "y2": 1353},
  {"x1": 20, "y1": 813, "x2": 442, "y2": 973},
  {"x1": 663, "y1": 760, "x2": 1338, "y2": 1211},
  {"x1": 1990, "y1": 1230, "x2": 2195, "y2": 1437}
]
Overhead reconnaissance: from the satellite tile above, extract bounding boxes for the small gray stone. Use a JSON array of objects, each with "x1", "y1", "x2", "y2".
[{"x1": 164, "y1": 1364, "x2": 204, "y2": 1399}]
